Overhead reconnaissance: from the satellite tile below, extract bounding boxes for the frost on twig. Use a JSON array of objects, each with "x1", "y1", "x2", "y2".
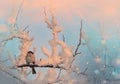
[
  {"x1": 0, "y1": 5, "x2": 82, "y2": 83},
  {"x1": 0, "y1": 0, "x2": 33, "y2": 83},
  {"x1": 35, "y1": 8, "x2": 82, "y2": 83},
  {"x1": 0, "y1": 63, "x2": 25, "y2": 84},
  {"x1": 0, "y1": 24, "x2": 33, "y2": 83}
]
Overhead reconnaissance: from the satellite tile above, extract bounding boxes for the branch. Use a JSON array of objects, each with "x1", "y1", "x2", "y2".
[
  {"x1": 0, "y1": 63, "x2": 25, "y2": 84},
  {"x1": 17, "y1": 64, "x2": 65, "y2": 69},
  {"x1": 57, "y1": 69, "x2": 62, "y2": 79},
  {"x1": 73, "y1": 20, "x2": 83, "y2": 57},
  {"x1": 62, "y1": 35, "x2": 65, "y2": 42},
  {"x1": 44, "y1": 8, "x2": 52, "y2": 29},
  {"x1": 79, "y1": 67, "x2": 88, "y2": 76},
  {"x1": 13, "y1": 0, "x2": 24, "y2": 28},
  {"x1": 22, "y1": 25, "x2": 29, "y2": 32}
]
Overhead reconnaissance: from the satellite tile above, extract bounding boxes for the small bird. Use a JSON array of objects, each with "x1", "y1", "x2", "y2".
[{"x1": 26, "y1": 51, "x2": 36, "y2": 74}]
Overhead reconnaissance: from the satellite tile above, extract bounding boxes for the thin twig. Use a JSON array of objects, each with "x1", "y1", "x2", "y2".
[
  {"x1": 44, "y1": 8, "x2": 52, "y2": 29},
  {"x1": 13, "y1": 0, "x2": 24, "y2": 28},
  {"x1": 79, "y1": 67, "x2": 88, "y2": 76},
  {"x1": 73, "y1": 20, "x2": 83, "y2": 57},
  {"x1": 62, "y1": 35, "x2": 65, "y2": 42},
  {"x1": 14, "y1": 55, "x2": 17, "y2": 62},
  {"x1": 57, "y1": 69, "x2": 62, "y2": 79},
  {"x1": 22, "y1": 25, "x2": 29, "y2": 31},
  {"x1": 0, "y1": 63, "x2": 25, "y2": 84}
]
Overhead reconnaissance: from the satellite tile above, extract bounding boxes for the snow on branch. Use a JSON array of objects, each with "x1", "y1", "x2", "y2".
[
  {"x1": 0, "y1": 63, "x2": 25, "y2": 84},
  {"x1": 34, "y1": 8, "x2": 83, "y2": 83},
  {"x1": 0, "y1": 3, "x2": 83, "y2": 83},
  {"x1": 0, "y1": 26, "x2": 33, "y2": 83}
]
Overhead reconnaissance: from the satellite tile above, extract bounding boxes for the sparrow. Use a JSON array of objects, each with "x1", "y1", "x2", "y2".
[{"x1": 26, "y1": 51, "x2": 36, "y2": 74}]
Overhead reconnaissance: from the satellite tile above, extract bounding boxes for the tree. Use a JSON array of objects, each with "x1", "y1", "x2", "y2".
[
  {"x1": 2, "y1": 1, "x2": 120, "y2": 84},
  {"x1": 0, "y1": 1, "x2": 82, "y2": 84}
]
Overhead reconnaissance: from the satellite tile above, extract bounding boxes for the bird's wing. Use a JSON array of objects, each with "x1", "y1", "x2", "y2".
[{"x1": 31, "y1": 54, "x2": 36, "y2": 63}]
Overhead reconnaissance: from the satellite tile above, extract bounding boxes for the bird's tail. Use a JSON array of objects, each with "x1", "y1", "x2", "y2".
[{"x1": 31, "y1": 67, "x2": 36, "y2": 74}]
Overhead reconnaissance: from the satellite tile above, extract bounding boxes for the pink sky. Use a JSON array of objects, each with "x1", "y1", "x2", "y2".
[
  {"x1": 0, "y1": 0, "x2": 119, "y2": 21},
  {"x1": 23, "y1": 0, "x2": 120, "y2": 22},
  {"x1": 0, "y1": 0, "x2": 120, "y2": 38}
]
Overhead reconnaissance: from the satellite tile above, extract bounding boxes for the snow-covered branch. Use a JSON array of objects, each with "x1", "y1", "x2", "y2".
[{"x1": 0, "y1": 2, "x2": 82, "y2": 83}]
